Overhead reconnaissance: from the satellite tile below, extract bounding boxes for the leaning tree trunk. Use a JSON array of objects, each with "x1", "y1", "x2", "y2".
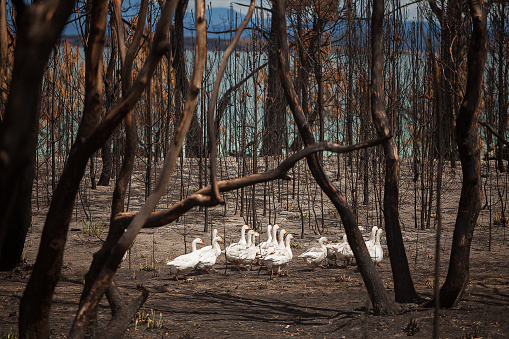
[
  {"x1": 0, "y1": 0, "x2": 77, "y2": 268},
  {"x1": 438, "y1": 0, "x2": 486, "y2": 308},
  {"x1": 0, "y1": 91, "x2": 39, "y2": 270},
  {"x1": 370, "y1": 0, "x2": 420, "y2": 303},
  {"x1": 275, "y1": 0, "x2": 393, "y2": 315},
  {"x1": 72, "y1": 2, "x2": 149, "y2": 336}
]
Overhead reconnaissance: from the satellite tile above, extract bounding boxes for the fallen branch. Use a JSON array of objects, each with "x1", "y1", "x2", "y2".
[
  {"x1": 114, "y1": 136, "x2": 390, "y2": 229},
  {"x1": 479, "y1": 120, "x2": 509, "y2": 148}
]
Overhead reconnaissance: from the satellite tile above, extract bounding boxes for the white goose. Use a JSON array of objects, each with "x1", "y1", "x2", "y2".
[
  {"x1": 196, "y1": 228, "x2": 219, "y2": 255},
  {"x1": 195, "y1": 236, "x2": 223, "y2": 272},
  {"x1": 166, "y1": 238, "x2": 204, "y2": 281},
  {"x1": 365, "y1": 226, "x2": 379, "y2": 249},
  {"x1": 262, "y1": 233, "x2": 294, "y2": 277},
  {"x1": 237, "y1": 231, "x2": 260, "y2": 270},
  {"x1": 298, "y1": 236, "x2": 328, "y2": 269},
  {"x1": 336, "y1": 234, "x2": 354, "y2": 266},
  {"x1": 277, "y1": 229, "x2": 287, "y2": 250},
  {"x1": 226, "y1": 229, "x2": 255, "y2": 269},
  {"x1": 257, "y1": 224, "x2": 279, "y2": 259},
  {"x1": 258, "y1": 224, "x2": 272, "y2": 251},
  {"x1": 236, "y1": 224, "x2": 250, "y2": 246},
  {"x1": 368, "y1": 229, "x2": 383, "y2": 265},
  {"x1": 326, "y1": 234, "x2": 348, "y2": 266}
]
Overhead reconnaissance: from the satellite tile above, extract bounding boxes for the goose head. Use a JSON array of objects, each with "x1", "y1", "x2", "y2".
[
  {"x1": 271, "y1": 224, "x2": 280, "y2": 245},
  {"x1": 318, "y1": 237, "x2": 328, "y2": 248},
  {"x1": 191, "y1": 238, "x2": 205, "y2": 252},
  {"x1": 369, "y1": 226, "x2": 378, "y2": 243},
  {"x1": 285, "y1": 233, "x2": 294, "y2": 249},
  {"x1": 239, "y1": 224, "x2": 251, "y2": 244},
  {"x1": 246, "y1": 229, "x2": 255, "y2": 247},
  {"x1": 375, "y1": 229, "x2": 383, "y2": 245},
  {"x1": 211, "y1": 228, "x2": 218, "y2": 241},
  {"x1": 278, "y1": 229, "x2": 287, "y2": 248},
  {"x1": 266, "y1": 224, "x2": 273, "y2": 242}
]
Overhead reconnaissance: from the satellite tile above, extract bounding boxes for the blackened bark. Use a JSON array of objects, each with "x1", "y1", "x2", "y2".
[
  {"x1": 496, "y1": 6, "x2": 508, "y2": 172},
  {"x1": 19, "y1": 1, "x2": 109, "y2": 336},
  {"x1": 0, "y1": 0, "x2": 77, "y2": 270},
  {"x1": 438, "y1": 0, "x2": 486, "y2": 308},
  {"x1": 0, "y1": 90, "x2": 39, "y2": 271},
  {"x1": 370, "y1": 0, "x2": 420, "y2": 303},
  {"x1": 261, "y1": 3, "x2": 286, "y2": 156},
  {"x1": 97, "y1": 141, "x2": 113, "y2": 186},
  {"x1": 98, "y1": 28, "x2": 118, "y2": 187},
  {"x1": 172, "y1": 0, "x2": 203, "y2": 158}
]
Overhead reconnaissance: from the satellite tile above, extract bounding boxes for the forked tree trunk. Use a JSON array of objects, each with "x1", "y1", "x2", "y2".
[
  {"x1": 275, "y1": 0, "x2": 393, "y2": 315},
  {"x1": 438, "y1": 0, "x2": 486, "y2": 308},
  {"x1": 370, "y1": 0, "x2": 420, "y2": 303}
]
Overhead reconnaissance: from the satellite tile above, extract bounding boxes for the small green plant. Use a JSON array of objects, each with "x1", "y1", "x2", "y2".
[
  {"x1": 133, "y1": 309, "x2": 163, "y2": 330},
  {"x1": 425, "y1": 280, "x2": 434, "y2": 289},
  {"x1": 20, "y1": 251, "x2": 28, "y2": 265},
  {"x1": 139, "y1": 260, "x2": 157, "y2": 272},
  {"x1": 403, "y1": 319, "x2": 420, "y2": 336},
  {"x1": 290, "y1": 241, "x2": 304, "y2": 249},
  {"x1": 0, "y1": 328, "x2": 19, "y2": 339},
  {"x1": 139, "y1": 261, "x2": 160, "y2": 277},
  {"x1": 81, "y1": 219, "x2": 105, "y2": 238},
  {"x1": 334, "y1": 275, "x2": 352, "y2": 283}
]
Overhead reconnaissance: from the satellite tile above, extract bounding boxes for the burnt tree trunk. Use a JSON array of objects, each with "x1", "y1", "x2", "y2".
[
  {"x1": 19, "y1": 0, "x2": 109, "y2": 336},
  {"x1": 438, "y1": 0, "x2": 486, "y2": 308},
  {"x1": 261, "y1": 2, "x2": 286, "y2": 156},
  {"x1": 98, "y1": 27, "x2": 118, "y2": 187},
  {"x1": 370, "y1": 0, "x2": 420, "y2": 303},
  {"x1": 0, "y1": 0, "x2": 77, "y2": 268},
  {"x1": 276, "y1": 0, "x2": 394, "y2": 315},
  {"x1": 0, "y1": 90, "x2": 39, "y2": 271},
  {"x1": 0, "y1": 0, "x2": 7, "y2": 119},
  {"x1": 172, "y1": 0, "x2": 203, "y2": 158},
  {"x1": 495, "y1": 5, "x2": 508, "y2": 172}
]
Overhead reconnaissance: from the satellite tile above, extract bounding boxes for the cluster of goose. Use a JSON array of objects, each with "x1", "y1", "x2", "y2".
[
  {"x1": 166, "y1": 229, "x2": 223, "y2": 280},
  {"x1": 226, "y1": 224, "x2": 295, "y2": 277},
  {"x1": 165, "y1": 224, "x2": 383, "y2": 280},
  {"x1": 324, "y1": 225, "x2": 384, "y2": 267}
]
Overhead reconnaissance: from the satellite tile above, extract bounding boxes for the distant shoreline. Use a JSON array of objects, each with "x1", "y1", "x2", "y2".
[{"x1": 60, "y1": 35, "x2": 253, "y2": 51}]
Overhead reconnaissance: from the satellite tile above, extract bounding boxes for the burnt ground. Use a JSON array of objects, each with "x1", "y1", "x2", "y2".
[{"x1": 0, "y1": 157, "x2": 508, "y2": 338}]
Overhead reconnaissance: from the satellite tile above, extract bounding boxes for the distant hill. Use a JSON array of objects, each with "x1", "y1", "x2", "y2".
[{"x1": 61, "y1": 7, "x2": 249, "y2": 40}]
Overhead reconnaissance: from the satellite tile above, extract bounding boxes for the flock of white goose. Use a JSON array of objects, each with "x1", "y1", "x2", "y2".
[{"x1": 165, "y1": 224, "x2": 384, "y2": 281}]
